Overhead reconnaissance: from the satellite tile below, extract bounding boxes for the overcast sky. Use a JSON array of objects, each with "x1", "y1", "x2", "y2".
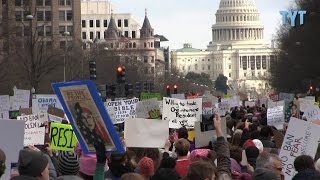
[{"x1": 110, "y1": 0, "x2": 295, "y2": 49}]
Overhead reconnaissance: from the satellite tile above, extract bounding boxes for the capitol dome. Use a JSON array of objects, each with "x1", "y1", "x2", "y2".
[{"x1": 210, "y1": 0, "x2": 266, "y2": 48}]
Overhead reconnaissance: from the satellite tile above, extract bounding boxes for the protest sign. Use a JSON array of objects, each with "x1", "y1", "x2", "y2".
[
  {"x1": 279, "y1": 117, "x2": 320, "y2": 180},
  {"x1": 245, "y1": 101, "x2": 256, "y2": 107},
  {"x1": 194, "y1": 117, "x2": 227, "y2": 148},
  {"x1": 279, "y1": 93, "x2": 295, "y2": 101},
  {"x1": 47, "y1": 106, "x2": 65, "y2": 118},
  {"x1": 222, "y1": 97, "x2": 240, "y2": 108},
  {"x1": 17, "y1": 113, "x2": 48, "y2": 146},
  {"x1": 52, "y1": 80, "x2": 124, "y2": 154},
  {"x1": 50, "y1": 122, "x2": 78, "y2": 151},
  {"x1": 0, "y1": 111, "x2": 9, "y2": 119},
  {"x1": 0, "y1": 95, "x2": 10, "y2": 112},
  {"x1": 124, "y1": 118, "x2": 169, "y2": 148},
  {"x1": 106, "y1": 106, "x2": 116, "y2": 123},
  {"x1": 12, "y1": 89, "x2": 30, "y2": 109},
  {"x1": 48, "y1": 114, "x2": 64, "y2": 122},
  {"x1": 171, "y1": 93, "x2": 185, "y2": 100},
  {"x1": 162, "y1": 97, "x2": 202, "y2": 128},
  {"x1": 104, "y1": 98, "x2": 138, "y2": 124},
  {"x1": 268, "y1": 100, "x2": 285, "y2": 109},
  {"x1": 267, "y1": 106, "x2": 284, "y2": 130},
  {"x1": 218, "y1": 101, "x2": 230, "y2": 116},
  {"x1": 303, "y1": 105, "x2": 320, "y2": 122},
  {"x1": 140, "y1": 92, "x2": 162, "y2": 101},
  {"x1": 32, "y1": 94, "x2": 62, "y2": 113},
  {"x1": 136, "y1": 98, "x2": 160, "y2": 119},
  {"x1": 0, "y1": 120, "x2": 24, "y2": 180},
  {"x1": 300, "y1": 97, "x2": 316, "y2": 112}
]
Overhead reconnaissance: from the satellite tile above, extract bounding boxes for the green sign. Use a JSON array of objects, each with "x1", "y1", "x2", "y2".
[
  {"x1": 50, "y1": 122, "x2": 78, "y2": 151},
  {"x1": 140, "y1": 92, "x2": 162, "y2": 101}
]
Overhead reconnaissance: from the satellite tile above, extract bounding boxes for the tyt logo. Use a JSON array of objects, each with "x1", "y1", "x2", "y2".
[{"x1": 279, "y1": 10, "x2": 306, "y2": 27}]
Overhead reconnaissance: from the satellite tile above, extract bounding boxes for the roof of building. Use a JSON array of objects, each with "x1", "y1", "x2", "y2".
[
  {"x1": 106, "y1": 14, "x2": 118, "y2": 32},
  {"x1": 175, "y1": 47, "x2": 202, "y2": 52},
  {"x1": 141, "y1": 9, "x2": 152, "y2": 29},
  {"x1": 154, "y1": 34, "x2": 169, "y2": 41}
]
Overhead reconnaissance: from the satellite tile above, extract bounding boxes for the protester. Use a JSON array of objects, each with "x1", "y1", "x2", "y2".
[
  {"x1": 245, "y1": 146, "x2": 259, "y2": 169},
  {"x1": 255, "y1": 152, "x2": 282, "y2": 180},
  {"x1": 258, "y1": 126, "x2": 276, "y2": 148},
  {"x1": 151, "y1": 168, "x2": 179, "y2": 180},
  {"x1": 104, "y1": 152, "x2": 134, "y2": 180},
  {"x1": 56, "y1": 151, "x2": 82, "y2": 180},
  {"x1": 292, "y1": 155, "x2": 320, "y2": 179},
  {"x1": 0, "y1": 148, "x2": 6, "y2": 178},
  {"x1": 120, "y1": 173, "x2": 144, "y2": 180},
  {"x1": 136, "y1": 157, "x2": 154, "y2": 180},
  {"x1": 10, "y1": 149, "x2": 49, "y2": 180},
  {"x1": 174, "y1": 138, "x2": 191, "y2": 178},
  {"x1": 185, "y1": 161, "x2": 216, "y2": 180}
]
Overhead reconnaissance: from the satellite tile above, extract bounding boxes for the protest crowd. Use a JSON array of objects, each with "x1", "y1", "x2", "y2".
[{"x1": 1, "y1": 83, "x2": 320, "y2": 180}]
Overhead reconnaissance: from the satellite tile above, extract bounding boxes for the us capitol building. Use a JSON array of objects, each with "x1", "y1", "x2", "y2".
[{"x1": 171, "y1": 0, "x2": 277, "y2": 97}]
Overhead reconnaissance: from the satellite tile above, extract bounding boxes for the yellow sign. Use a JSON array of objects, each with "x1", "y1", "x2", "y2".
[
  {"x1": 223, "y1": 94, "x2": 232, "y2": 98},
  {"x1": 50, "y1": 122, "x2": 78, "y2": 151},
  {"x1": 188, "y1": 130, "x2": 195, "y2": 142}
]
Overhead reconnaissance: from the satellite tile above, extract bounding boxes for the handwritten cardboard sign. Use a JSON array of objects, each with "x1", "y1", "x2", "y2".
[
  {"x1": 104, "y1": 98, "x2": 138, "y2": 124},
  {"x1": 267, "y1": 106, "x2": 284, "y2": 130},
  {"x1": 279, "y1": 117, "x2": 320, "y2": 180},
  {"x1": 0, "y1": 95, "x2": 10, "y2": 112},
  {"x1": 17, "y1": 113, "x2": 48, "y2": 146},
  {"x1": 303, "y1": 105, "x2": 320, "y2": 122},
  {"x1": 50, "y1": 122, "x2": 78, "y2": 151},
  {"x1": 162, "y1": 97, "x2": 202, "y2": 128},
  {"x1": 12, "y1": 89, "x2": 30, "y2": 110},
  {"x1": 136, "y1": 98, "x2": 160, "y2": 119}
]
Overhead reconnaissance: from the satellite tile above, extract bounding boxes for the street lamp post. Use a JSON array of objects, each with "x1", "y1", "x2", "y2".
[{"x1": 63, "y1": 31, "x2": 70, "y2": 82}]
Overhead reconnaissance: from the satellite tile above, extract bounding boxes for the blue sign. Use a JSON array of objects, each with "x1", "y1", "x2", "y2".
[{"x1": 280, "y1": 10, "x2": 306, "y2": 27}]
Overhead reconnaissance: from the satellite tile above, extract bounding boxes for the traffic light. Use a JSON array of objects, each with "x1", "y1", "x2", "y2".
[
  {"x1": 310, "y1": 86, "x2": 313, "y2": 90},
  {"x1": 110, "y1": 84, "x2": 116, "y2": 97},
  {"x1": 89, "y1": 61, "x2": 96, "y2": 80},
  {"x1": 116, "y1": 66, "x2": 125, "y2": 83},
  {"x1": 173, "y1": 84, "x2": 178, "y2": 94},
  {"x1": 135, "y1": 81, "x2": 142, "y2": 95},
  {"x1": 166, "y1": 85, "x2": 171, "y2": 97},
  {"x1": 125, "y1": 83, "x2": 134, "y2": 96}
]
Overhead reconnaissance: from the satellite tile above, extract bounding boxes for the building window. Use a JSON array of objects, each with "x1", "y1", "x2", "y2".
[
  {"x1": 67, "y1": 26, "x2": 73, "y2": 35},
  {"x1": 66, "y1": 10, "x2": 72, "y2": 21},
  {"x1": 96, "y1": 32, "x2": 100, "y2": 39},
  {"x1": 46, "y1": 41, "x2": 52, "y2": 49},
  {"x1": 45, "y1": 0, "x2": 50, "y2": 6},
  {"x1": 118, "y1": 19, "x2": 121, "y2": 27},
  {"x1": 202, "y1": 66, "x2": 205, "y2": 70},
  {"x1": 250, "y1": 56, "x2": 255, "y2": 70},
  {"x1": 110, "y1": 43, "x2": 114, "y2": 48},
  {"x1": 59, "y1": 11, "x2": 65, "y2": 21},
  {"x1": 15, "y1": 0, "x2": 22, "y2": 6},
  {"x1": 151, "y1": 42, "x2": 153, "y2": 47},
  {"x1": 59, "y1": 0, "x2": 64, "y2": 5},
  {"x1": 130, "y1": 31, "x2": 136, "y2": 39},
  {"x1": 36, "y1": 0, "x2": 42, "y2": 6},
  {"x1": 124, "y1": 31, "x2": 128, "y2": 37},
  {"x1": 104, "y1": 31, "x2": 107, "y2": 39},
  {"x1": 90, "y1": 32, "x2": 93, "y2": 39},
  {"x1": 144, "y1": 56, "x2": 148, "y2": 63},
  {"x1": 38, "y1": 26, "x2": 44, "y2": 36},
  {"x1": 229, "y1": 73, "x2": 231, "y2": 77},
  {"x1": 104, "y1": 20, "x2": 108, "y2": 27},
  {"x1": 188, "y1": 66, "x2": 191, "y2": 70},
  {"x1": 144, "y1": 42, "x2": 147, "y2": 48},
  {"x1": 202, "y1": 59, "x2": 204, "y2": 61},
  {"x1": 89, "y1": 20, "x2": 93, "y2": 27},
  {"x1": 82, "y1": 32, "x2": 86, "y2": 40},
  {"x1": 132, "y1": 42, "x2": 136, "y2": 48},
  {"x1": 60, "y1": 41, "x2": 66, "y2": 49},
  {"x1": 256, "y1": 56, "x2": 261, "y2": 69},
  {"x1": 151, "y1": 56, "x2": 154, "y2": 63},
  {"x1": 262, "y1": 55, "x2": 267, "y2": 69},
  {"x1": 96, "y1": 20, "x2": 100, "y2": 27},
  {"x1": 208, "y1": 65, "x2": 211, "y2": 70},
  {"x1": 229, "y1": 64, "x2": 231, "y2": 69},
  {"x1": 124, "y1": 19, "x2": 128, "y2": 27},
  {"x1": 45, "y1": 11, "x2": 51, "y2": 21},
  {"x1": 195, "y1": 64, "x2": 198, "y2": 70},
  {"x1": 242, "y1": 56, "x2": 247, "y2": 70},
  {"x1": 208, "y1": 59, "x2": 210, "y2": 61},
  {"x1": 151, "y1": 67, "x2": 154, "y2": 74},
  {"x1": 59, "y1": 26, "x2": 65, "y2": 35},
  {"x1": 45, "y1": 26, "x2": 51, "y2": 36},
  {"x1": 252, "y1": 72, "x2": 255, "y2": 77},
  {"x1": 37, "y1": 11, "x2": 44, "y2": 21},
  {"x1": 182, "y1": 66, "x2": 185, "y2": 71},
  {"x1": 244, "y1": 73, "x2": 246, "y2": 77},
  {"x1": 82, "y1": 20, "x2": 86, "y2": 28},
  {"x1": 66, "y1": 0, "x2": 71, "y2": 5},
  {"x1": 15, "y1": 11, "x2": 22, "y2": 21}
]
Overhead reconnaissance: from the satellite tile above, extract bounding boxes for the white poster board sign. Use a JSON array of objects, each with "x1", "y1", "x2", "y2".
[
  {"x1": 0, "y1": 120, "x2": 25, "y2": 180},
  {"x1": 13, "y1": 89, "x2": 30, "y2": 109},
  {"x1": 245, "y1": 101, "x2": 256, "y2": 107},
  {"x1": 124, "y1": 118, "x2": 169, "y2": 148},
  {"x1": 303, "y1": 105, "x2": 320, "y2": 122},
  {"x1": 17, "y1": 113, "x2": 48, "y2": 146},
  {"x1": 136, "y1": 98, "x2": 160, "y2": 119},
  {"x1": 300, "y1": 98, "x2": 316, "y2": 112},
  {"x1": 162, "y1": 98, "x2": 202, "y2": 129},
  {"x1": 0, "y1": 95, "x2": 10, "y2": 111},
  {"x1": 32, "y1": 94, "x2": 62, "y2": 113},
  {"x1": 279, "y1": 117, "x2": 320, "y2": 180},
  {"x1": 222, "y1": 97, "x2": 240, "y2": 108},
  {"x1": 106, "y1": 106, "x2": 116, "y2": 124},
  {"x1": 267, "y1": 106, "x2": 284, "y2": 130},
  {"x1": 104, "y1": 98, "x2": 138, "y2": 124},
  {"x1": 0, "y1": 111, "x2": 9, "y2": 119},
  {"x1": 268, "y1": 100, "x2": 285, "y2": 109}
]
